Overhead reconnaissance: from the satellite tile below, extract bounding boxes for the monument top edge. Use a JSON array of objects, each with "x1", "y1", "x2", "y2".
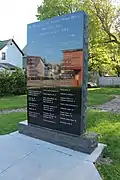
[{"x1": 28, "y1": 10, "x2": 87, "y2": 26}]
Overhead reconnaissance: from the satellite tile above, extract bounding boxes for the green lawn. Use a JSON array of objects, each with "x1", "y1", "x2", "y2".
[
  {"x1": 0, "y1": 110, "x2": 120, "y2": 179},
  {"x1": 0, "y1": 112, "x2": 27, "y2": 135},
  {"x1": 88, "y1": 87, "x2": 120, "y2": 95},
  {"x1": 87, "y1": 93, "x2": 114, "y2": 106},
  {"x1": 0, "y1": 95, "x2": 27, "y2": 110},
  {"x1": 88, "y1": 87, "x2": 120, "y2": 106}
]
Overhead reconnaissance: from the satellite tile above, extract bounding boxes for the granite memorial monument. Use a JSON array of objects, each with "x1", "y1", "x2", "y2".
[{"x1": 19, "y1": 11, "x2": 98, "y2": 154}]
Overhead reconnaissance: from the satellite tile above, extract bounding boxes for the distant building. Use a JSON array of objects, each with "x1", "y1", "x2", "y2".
[
  {"x1": 62, "y1": 49, "x2": 83, "y2": 70},
  {"x1": 0, "y1": 39, "x2": 24, "y2": 69},
  {"x1": 62, "y1": 49, "x2": 83, "y2": 86},
  {"x1": 27, "y1": 56, "x2": 45, "y2": 79}
]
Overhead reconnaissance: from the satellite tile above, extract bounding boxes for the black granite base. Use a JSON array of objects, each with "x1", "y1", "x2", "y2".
[{"x1": 18, "y1": 121, "x2": 98, "y2": 154}]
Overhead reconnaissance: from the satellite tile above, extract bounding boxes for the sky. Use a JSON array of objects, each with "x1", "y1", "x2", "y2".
[{"x1": 0, "y1": 0, "x2": 42, "y2": 49}]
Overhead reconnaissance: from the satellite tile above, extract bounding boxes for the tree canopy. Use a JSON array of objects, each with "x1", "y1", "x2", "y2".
[{"x1": 36, "y1": 0, "x2": 120, "y2": 76}]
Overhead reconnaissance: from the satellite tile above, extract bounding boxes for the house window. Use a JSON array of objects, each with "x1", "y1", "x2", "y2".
[{"x1": 2, "y1": 52, "x2": 6, "y2": 60}]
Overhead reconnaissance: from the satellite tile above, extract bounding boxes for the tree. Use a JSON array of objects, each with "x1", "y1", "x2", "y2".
[
  {"x1": 89, "y1": 0, "x2": 120, "y2": 75},
  {"x1": 36, "y1": 0, "x2": 120, "y2": 75},
  {"x1": 36, "y1": 0, "x2": 83, "y2": 20},
  {"x1": 90, "y1": 0, "x2": 120, "y2": 45}
]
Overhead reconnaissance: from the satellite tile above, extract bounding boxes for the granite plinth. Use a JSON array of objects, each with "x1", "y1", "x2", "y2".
[{"x1": 19, "y1": 120, "x2": 98, "y2": 154}]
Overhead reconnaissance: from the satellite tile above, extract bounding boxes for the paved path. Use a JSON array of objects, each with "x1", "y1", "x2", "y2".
[
  {"x1": 90, "y1": 96, "x2": 120, "y2": 113},
  {"x1": 0, "y1": 108, "x2": 27, "y2": 114}
]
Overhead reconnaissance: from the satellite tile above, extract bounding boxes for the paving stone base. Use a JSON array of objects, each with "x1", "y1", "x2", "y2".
[
  {"x1": 0, "y1": 132, "x2": 103, "y2": 180},
  {"x1": 19, "y1": 120, "x2": 98, "y2": 154}
]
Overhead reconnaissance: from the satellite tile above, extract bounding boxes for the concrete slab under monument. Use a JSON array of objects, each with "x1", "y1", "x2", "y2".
[{"x1": 0, "y1": 132, "x2": 105, "y2": 180}]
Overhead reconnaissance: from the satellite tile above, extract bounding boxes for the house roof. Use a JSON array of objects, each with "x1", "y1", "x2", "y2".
[
  {"x1": 0, "y1": 39, "x2": 24, "y2": 56},
  {"x1": 0, "y1": 40, "x2": 10, "y2": 50},
  {"x1": 0, "y1": 63, "x2": 17, "y2": 70},
  {"x1": 0, "y1": 64, "x2": 5, "y2": 69},
  {"x1": 22, "y1": 45, "x2": 27, "y2": 56}
]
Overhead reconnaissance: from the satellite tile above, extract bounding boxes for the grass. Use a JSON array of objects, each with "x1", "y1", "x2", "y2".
[
  {"x1": 87, "y1": 110, "x2": 120, "y2": 180},
  {"x1": 88, "y1": 87, "x2": 120, "y2": 95},
  {"x1": 88, "y1": 87, "x2": 120, "y2": 106},
  {"x1": 87, "y1": 93, "x2": 114, "y2": 106},
  {"x1": 0, "y1": 112, "x2": 27, "y2": 135},
  {"x1": 0, "y1": 95, "x2": 27, "y2": 110}
]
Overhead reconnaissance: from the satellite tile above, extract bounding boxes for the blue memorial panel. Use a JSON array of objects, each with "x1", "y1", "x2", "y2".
[
  {"x1": 27, "y1": 11, "x2": 84, "y2": 63},
  {"x1": 27, "y1": 11, "x2": 88, "y2": 136}
]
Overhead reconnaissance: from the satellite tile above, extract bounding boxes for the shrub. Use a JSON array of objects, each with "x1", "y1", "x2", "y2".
[{"x1": 0, "y1": 68, "x2": 26, "y2": 96}]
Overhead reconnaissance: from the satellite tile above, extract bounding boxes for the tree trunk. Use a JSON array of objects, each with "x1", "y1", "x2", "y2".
[
  {"x1": 116, "y1": 65, "x2": 120, "y2": 77},
  {"x1": 99, "y1": 70, "x2": 102, "y2": 77}
]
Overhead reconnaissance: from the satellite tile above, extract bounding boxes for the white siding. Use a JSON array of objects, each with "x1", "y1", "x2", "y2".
[{"x1": 0, "y1": 40, "x2": 23, "y2": 68}]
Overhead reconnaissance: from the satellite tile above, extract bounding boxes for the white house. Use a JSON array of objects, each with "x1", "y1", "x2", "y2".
[
  {"x1": 0, "y1": 39, "x2": 24, "y2": 70},
  {"x1": 27, "y1": 56, "x2": 45, "y2": 79}
]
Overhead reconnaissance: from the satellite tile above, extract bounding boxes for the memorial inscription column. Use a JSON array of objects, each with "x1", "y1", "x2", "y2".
[
  {"x1": 41, "y1": 88, "x2": 59, "y2": 128},
  {"x1": 28, "y1": 89, "x2": 42, "y2": 125},
  {"x1": 59, "y1": 87, "x2": 82, "y2": 135}
]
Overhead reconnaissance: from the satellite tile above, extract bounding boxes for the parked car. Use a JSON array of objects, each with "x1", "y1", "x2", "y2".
[{"x1": 87, "y1": 82, "x2": 97, "y2": 88}]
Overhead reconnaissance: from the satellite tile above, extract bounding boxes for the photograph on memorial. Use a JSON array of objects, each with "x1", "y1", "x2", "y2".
[{"x1": 27, "y1": 11, "x2": 88, "y2": 135}]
